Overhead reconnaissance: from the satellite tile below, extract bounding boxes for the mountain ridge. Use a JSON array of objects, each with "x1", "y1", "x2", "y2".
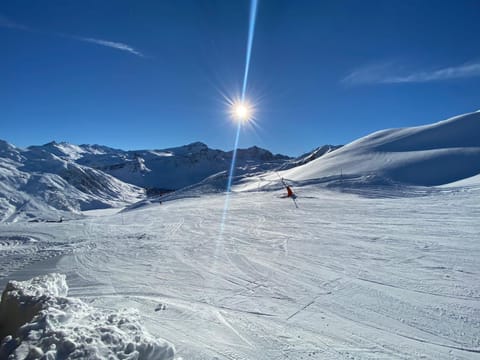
[
  {"x1": 0, "y1": 141, "x2": 296, "y2": 222},
  {"x1": 3, "y1": 110, "x2": 479, "y2": 221}
]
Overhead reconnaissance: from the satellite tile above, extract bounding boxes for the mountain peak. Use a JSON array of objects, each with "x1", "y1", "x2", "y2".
[
  {"x1": 0, "y1": 139, "x2": 15, "y2": 150},
  {"x1": 186, "y1": 141, "x2": 209, "y2": 150}
]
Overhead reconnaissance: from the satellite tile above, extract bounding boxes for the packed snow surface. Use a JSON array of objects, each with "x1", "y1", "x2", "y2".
[{"x1": 1, "y1": 183, "x2": 479, "y2": 359}]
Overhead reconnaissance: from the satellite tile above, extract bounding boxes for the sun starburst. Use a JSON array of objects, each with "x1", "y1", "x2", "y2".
[{"x1": 231, "y1": 101, "x2": 253, "y2": 122}]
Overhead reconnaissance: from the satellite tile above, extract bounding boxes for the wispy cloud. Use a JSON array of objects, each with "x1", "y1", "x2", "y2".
[
  {"x1": 342, "y1": 61, "x2": 480, "y2": 85},
  {"x1": 0, "y1": 13, "x2": 144, "y2": 57},
  {"x1": 0, "y1": 14, "x2": 30, "y2": 31},
  {"x1": 70, "y1": 36, "x2": 144, "y2": 57}
]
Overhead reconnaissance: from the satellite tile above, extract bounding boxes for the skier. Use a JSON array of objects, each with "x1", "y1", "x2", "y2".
[
  {"x1": 286, "y1": 185, "x2": 294, "y2": 198},
  {"x1": 281, "y1": 177, "x2": 297, "y2": 199},
  {"x1": 284, "y1": 181, "x2": 298, "y2": 208},
  {"x1": 275, "y1": 173, "x2": 299, "y2": 208}
]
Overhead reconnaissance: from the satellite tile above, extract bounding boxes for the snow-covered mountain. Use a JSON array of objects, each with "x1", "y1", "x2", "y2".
[
  {"x1": 15, "y1": 141, "x2": 290, "y2": 191},
  {"x1": 3, "y1": 110, "x2": 480, "y2": 221},
  {"x1": 278, "y1": 144, "x2": 343, "y2": 170},
  {"x1": 0, "y1": 141, "x2": 144, "y2": 222},
  {"x1": 74, "y1": 142, "x2": 290, "y2": 192},
  {"x1": 275, "y1": 110, "x2": 480, "y2": 187},
  {"x1": 0, "y1": 140, "x2": 291, "y2": 221}
]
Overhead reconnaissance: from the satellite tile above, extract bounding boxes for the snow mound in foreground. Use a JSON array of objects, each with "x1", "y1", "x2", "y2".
[{"x1": 0, "y1": 274, "x2": 175, "y2": 360}]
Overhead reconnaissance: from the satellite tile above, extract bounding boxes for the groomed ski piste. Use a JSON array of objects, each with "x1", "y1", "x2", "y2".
[{"x1": 0, "y1": 111, "x2": 479, "y2": 359}]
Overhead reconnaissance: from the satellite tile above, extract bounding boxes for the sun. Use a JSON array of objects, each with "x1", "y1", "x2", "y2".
[
  {"x1": 231, "y1": 101, "x2": 253, "y2": 122},
  {"x1": 235, "y1": 104, "x2": 249, "y2": 119}
]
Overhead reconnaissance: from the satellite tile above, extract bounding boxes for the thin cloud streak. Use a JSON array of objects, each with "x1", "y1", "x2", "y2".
[
  {"x1": 72, "y1": 36, "x2": 144, "y2": 57},
  {"x1": 343, "y1": 62, "x2": 480, "y2": 85},
  {"x1": 0, "y1": 14, "x2": 30, "y2": 31},
  {"x1": 0, "y1": 13, "x2": 143, "y2": 57}
]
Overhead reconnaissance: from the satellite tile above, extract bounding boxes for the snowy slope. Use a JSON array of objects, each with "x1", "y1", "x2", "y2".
[
  {"x1": 441, "y1": 173, "x2": 480, "y2": 188},
  {"x1": 1, "y1": 184, "x2": 479, "y2": 359},
  {"x1": 276, "y1": 111, "x2": 480, "y2": 187},
  {"x1": 0, "y1": 141, "x2": 144, "y2": 222},
  {"x1": 0, "y1": 161, "x2": 74, "y2": 223}
]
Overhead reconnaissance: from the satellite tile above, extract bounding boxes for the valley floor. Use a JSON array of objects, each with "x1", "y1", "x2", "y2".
[{"x1": 1, "y1": 185, "x2": 479, "y2": 359}]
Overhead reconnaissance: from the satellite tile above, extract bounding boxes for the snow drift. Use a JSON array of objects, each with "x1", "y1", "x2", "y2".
[
  {"x1": 281, "y1": 111, "x2": 480, "y2": 186},
  {"x1": 0, "y1": 274, "x2": 175, "y2": 360}
]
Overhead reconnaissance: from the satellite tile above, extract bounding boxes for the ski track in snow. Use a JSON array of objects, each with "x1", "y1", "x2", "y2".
[
  {"x1": 0, "y1": 226, "x2": 96, "y2": 279},
  {"x1": 1, "y1": 185, "x2": 479, "y2": 359}
]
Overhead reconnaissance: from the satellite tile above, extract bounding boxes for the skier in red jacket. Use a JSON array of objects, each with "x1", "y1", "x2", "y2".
[
  {"x1": 278, "y1": 175, "x2": 298, "y2": 207},
  {"x1": 286, "y1": 185, "x2": 294, "y2": 197}
]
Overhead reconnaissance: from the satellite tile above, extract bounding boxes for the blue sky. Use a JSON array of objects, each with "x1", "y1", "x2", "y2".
[{"x1": 2, "y1": 0, "x2": 479, "y2": 156}]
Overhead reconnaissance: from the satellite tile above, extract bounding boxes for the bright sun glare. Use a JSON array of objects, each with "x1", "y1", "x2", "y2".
[{"x1": 231, "y1": 102, "x2": 253, "y2": 122}]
